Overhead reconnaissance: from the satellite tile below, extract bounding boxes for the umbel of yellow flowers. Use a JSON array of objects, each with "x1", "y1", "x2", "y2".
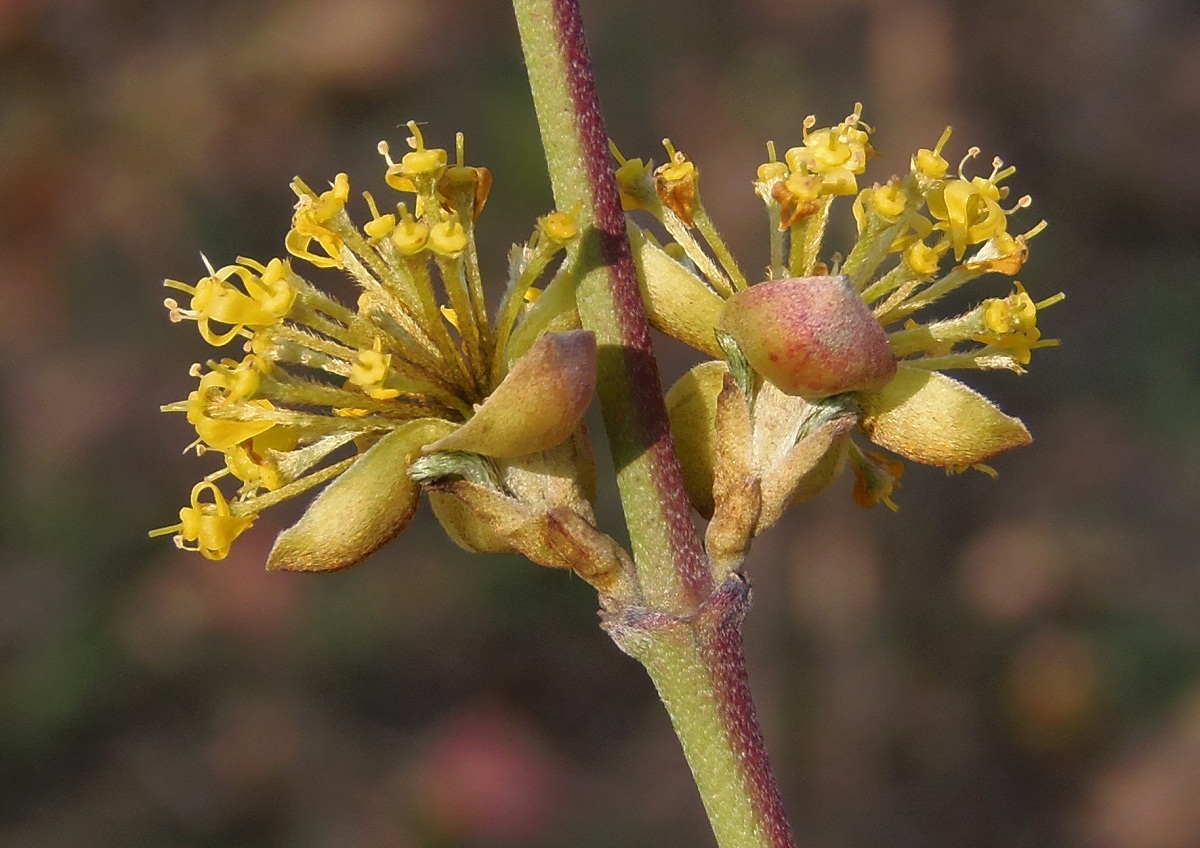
[
  {"x1": 612, "y1": 105, "x2": 1062, "y2": 568},
  {"x1": 154, "y1": 106, "x2": 1062, "y2": 581},
  {"x1": 153, "y1": 123, "x2": 628, "y2": 589}
]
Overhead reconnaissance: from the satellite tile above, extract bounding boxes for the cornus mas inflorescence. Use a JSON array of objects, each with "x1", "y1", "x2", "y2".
[
  {"x1": 153, "y1": 123, "x2": 629, "y2": 590},
  {"x1": 610, "y1": 105, "x2": 1061, "y2": 564}
]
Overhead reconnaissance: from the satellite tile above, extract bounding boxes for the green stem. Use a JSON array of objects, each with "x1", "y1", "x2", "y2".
[{"x1": 512, "y1": 3, "x2": 796, "y2": 846}]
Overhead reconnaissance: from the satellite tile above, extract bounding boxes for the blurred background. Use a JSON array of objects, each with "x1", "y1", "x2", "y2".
[{"x1": 2, "y1": 0, "x2": 1198, "y2": 846}]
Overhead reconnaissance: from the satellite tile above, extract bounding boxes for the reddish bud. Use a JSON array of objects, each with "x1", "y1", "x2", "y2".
[{"x1": 717, "y1": 275, "x2": 896, "y2": 398}]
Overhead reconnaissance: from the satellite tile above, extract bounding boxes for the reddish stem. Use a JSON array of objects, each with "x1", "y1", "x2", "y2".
[{"x1": 550, "y1": 0, "x2": 711, "y2": 608}]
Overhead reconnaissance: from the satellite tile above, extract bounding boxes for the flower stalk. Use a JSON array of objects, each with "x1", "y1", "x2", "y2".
[{"x1": 513, "y1": 1, "x2": 797, "y2": 845}]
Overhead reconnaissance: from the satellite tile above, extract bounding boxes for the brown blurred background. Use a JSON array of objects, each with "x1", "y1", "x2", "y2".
[{"x1": 2, "y1": 1, "x2": 1199, "y2": 846}]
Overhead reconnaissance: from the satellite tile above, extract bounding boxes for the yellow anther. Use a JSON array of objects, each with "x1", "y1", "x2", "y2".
[
  {"x1": 785, "y1": 106, "x2": 872, "y2": 183},
  {"x1": 975, "y1": 282, "x2": 1062, "y2": 365},
  {"x1": 957, "y1": 147, "x2": 982, "y2": 180},
  {"x1": 429, "y1": 218, "x2": 468, "y2": 257},
  {"x1": 440, "y1": 304, "x2": 460, "y2": 330},
  {"x1": 220, "y1": 259, "x2": 296, "y2": 318},
  {"x1": 983, "y1": 282, "x2": 1038, "y2": 336}
]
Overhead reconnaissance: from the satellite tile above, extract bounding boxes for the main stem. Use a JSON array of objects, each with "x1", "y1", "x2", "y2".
[{"x1": 512, "y1": 2, "x2": 796, "y2": 846}]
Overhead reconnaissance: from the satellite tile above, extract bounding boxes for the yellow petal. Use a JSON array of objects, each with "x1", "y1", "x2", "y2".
[
  {"x1": 266, "y1": 418, "x2": 455, "y2": 572},
  {"x1": 631, "y1": 227, "x2": 724, "y2": 358},
  {"x1": 664, "y1": 361, "x2": 729, "y2": 517},
  {"x1": 859, "y1": 366, "x2": 1031, "y2": 468},
  {"x1": 428, "y1": 330, "x2": 595, "y2": 458}
]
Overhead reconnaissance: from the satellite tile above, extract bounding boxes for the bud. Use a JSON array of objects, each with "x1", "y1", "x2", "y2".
[{"x1": 717, "y1": 275, "x2": 896, "y2": 399}]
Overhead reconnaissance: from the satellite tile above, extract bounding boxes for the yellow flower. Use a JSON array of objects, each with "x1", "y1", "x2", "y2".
[
  {"x1": 154, "y1": 124, "x2": 618, "y2": 582},
  {"x1": 616, "y1": 110, "x2": 1061, "y2": 537}
]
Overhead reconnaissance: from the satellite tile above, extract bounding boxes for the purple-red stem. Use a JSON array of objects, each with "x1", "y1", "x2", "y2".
[{"x1": 550, "y1": 0, "x2": 711, "y2": 608}]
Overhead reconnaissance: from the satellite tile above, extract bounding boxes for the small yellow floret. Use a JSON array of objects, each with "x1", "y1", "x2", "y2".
[
  {"x1": 654, "y1": 141, "x2": 699, "y2": 226},
  {"x1": 224, "y1": 427, "x2": 300, "y2": 492},
  {"x1": 927, "y1": 178, "x2": 1008, "y2": 260},
  {"x1": 287, "y1": 178, "x2": 350, "y2": 269},
  {"x1": 913, "y1": 127, "x2": 953, "y2": 180},
  {"x1": 983, "y1": 282, "x2": 1038, "y2": 337},
  {"x1": 362, "y1": 191, "x2": 397, "y2": 240},
  {"x1": 904, "y1": 241, "x2": 941, "y2": 277},
  {"x1": 382, "y1": 122, "x2": 448, "y2": 192},
  {"x1": 391, "y1": 205, "x2": 430, "y2": 255},
  {"x1": 185, "y1": 359, "x2": 277, "y2": 449},
  {"x1": 538, "y1": 210, "x2": 579, "y2": 244},
  {"x1": 429, "y1": 218, "x2": 468, "y2": 257},
  {"x1": 349, "y1": 339, "x2": 399, "y2": 399},
  {"x1": 169, "y1": 481, "x2": 256, "y2": 561}
]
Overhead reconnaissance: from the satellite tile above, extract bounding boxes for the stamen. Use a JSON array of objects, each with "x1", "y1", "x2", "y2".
[
  {"x1": 1023, "y1": 219, "x2": 1049, "y2": 240},
  {"x1": 377, "y1": 139, "x2": 397, "y2": 167},
  {"x1": 406, "y1": 120, "x2": 426, "y2": 151},
  {"x1": 1004, "y1": 194, "x2": 1032, "y2": 214},
  {"x1": 163, "y1": 279, "x2": 196, "y2": 296},
  {"x1": 933, "y1": 126, "x2": 953, "y2": 155},
  {"x1": 608, "y1": 138, "x2": 630, "y2": 166},
  {"x1": 957, "y1": 147, "x2": 981, "y2": 179},
  {"x1": 364, "y1": 191, "x2": 383, "y2": 220}
]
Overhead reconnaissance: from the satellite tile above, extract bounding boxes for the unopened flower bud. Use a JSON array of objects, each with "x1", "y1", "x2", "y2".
[{"x1": 717, "y1": 275, "x2": 896, "y2": 399}]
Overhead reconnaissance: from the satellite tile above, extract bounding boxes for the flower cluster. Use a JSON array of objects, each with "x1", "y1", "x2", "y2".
[
  {"x1": 153, "y1": 124, "x2": 625, "y2": 587},
  {"x1": 612, "y1": 105, "x2": 1061, "y2": 567}
]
